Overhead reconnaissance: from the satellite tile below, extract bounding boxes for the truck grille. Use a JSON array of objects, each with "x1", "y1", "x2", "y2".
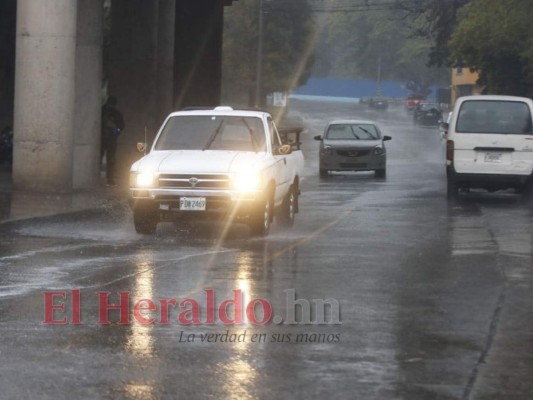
[{"x1": 158, "y1": 174, "x2": 231, "y2": 189}]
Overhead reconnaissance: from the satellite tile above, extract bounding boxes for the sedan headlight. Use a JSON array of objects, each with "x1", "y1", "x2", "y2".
[
  {"x1": 133, "y1": 172, "x2": 156, "y2": 188},
  {"x1": 373, "y1": 146, "x2": 385, "y2": 156},
  {"x1": 321, "y1": 145, "x2": 334, "y2": 156},
  {"x1": 232, "y1": 172, "x2": 262, "y2": 193}
]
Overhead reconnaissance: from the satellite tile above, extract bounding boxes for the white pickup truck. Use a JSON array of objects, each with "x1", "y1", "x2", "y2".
[{"x1": 129, "y1": 106, "x2": 305, "y2": 236}]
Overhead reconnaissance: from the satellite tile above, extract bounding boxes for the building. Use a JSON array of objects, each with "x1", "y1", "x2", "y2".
[{"x1": 451, "y1": 67, "x2": 483, "y2": 106}]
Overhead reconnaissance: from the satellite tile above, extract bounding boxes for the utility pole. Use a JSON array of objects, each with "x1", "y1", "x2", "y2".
[
  {"x1": 255, "y1": 0, "x2": 264, "y2": 108},
  {"x1": 376, "y1": 56, "x2": 382, "y2": 96}
]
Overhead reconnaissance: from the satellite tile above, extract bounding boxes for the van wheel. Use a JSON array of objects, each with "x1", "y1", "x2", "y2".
[
  {"x1": 520, "y1": 180, "x2": 533, "y2": 202},
  {"x1": 447, "y1": 176, "x2": 459, "y2": 202},
  {"x1": 375, "y1": 169, "x2": 386, "y2": 178}
]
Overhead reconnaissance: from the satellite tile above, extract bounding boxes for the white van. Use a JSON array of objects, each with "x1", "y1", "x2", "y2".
[{"x1": 444, "y1": 95, "x2": 533, "y2": 200}]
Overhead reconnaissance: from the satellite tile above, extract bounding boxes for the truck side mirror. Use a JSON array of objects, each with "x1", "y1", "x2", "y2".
[
  {"x1": 137, "y1": 142, "x2": 147, "y2": 153},
  {"x1": 276, "y1": 144, "x2": 292, "y2": 155},
  {"x1": 383, "y1": 135, "x2": 392, "y2": 141},
  {"x1": 440, "y1": 122, "x2": 449, "y2": 133},
  {"x1": 314, "y1": 135, "x2": 323, "y2": 141}
]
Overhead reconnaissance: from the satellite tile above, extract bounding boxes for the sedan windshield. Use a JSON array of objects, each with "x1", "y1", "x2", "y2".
[
  {"x1": 419, "y1": 103, "x2": 440, "y2": 111},
  {"x1": 326, "y1": 124, "x2": 380, "y2": 140},
  {"x1": 154, "y1": 115, "x2": 267, "y2": 152}
]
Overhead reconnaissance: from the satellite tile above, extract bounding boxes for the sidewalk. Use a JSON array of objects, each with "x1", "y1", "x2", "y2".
[{"x1": 0, "y1": 166, "x2": 127, "y2": 224}]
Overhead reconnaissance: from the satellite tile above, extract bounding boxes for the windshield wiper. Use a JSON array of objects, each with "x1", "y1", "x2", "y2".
[
  {"x1": 202, "y1": 119, "x2": 224, "y2": 151},
  {"x1": 241, "y1": 118, "x2": 260, "y2": 152},
  {"x1": 358, "y1": 126, "x2": 376, "y2": 139},
  {"x1": 350, "y1": 126, "x2": 361, "y2": 139}
]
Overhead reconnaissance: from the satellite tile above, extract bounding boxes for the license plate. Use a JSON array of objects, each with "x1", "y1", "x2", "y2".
[
  {"x1": 484, "y1": 153, "x2": 502, "y2": 163},
  {"x1": 179, "y1": 197, "x2": 206, "y2": 211}
]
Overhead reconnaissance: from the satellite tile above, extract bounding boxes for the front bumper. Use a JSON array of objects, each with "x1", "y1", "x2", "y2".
[
  {"x1": 447, "y1": 166, "x2": 531, "y2": 190},
  {"x1": 129, "y1": 188, "x2": 264, "y2": 220},
  {"x1": 320, "y1": 153, "x2": 386, "y2": 171}
]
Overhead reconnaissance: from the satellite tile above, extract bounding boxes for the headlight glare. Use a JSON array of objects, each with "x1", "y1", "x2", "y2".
[
  {"x1": 232, "y1": 172, "x2": 261, "y2": 193},
  {"x1": 136, "y1": 172, "x2": 155, "y2": 187}
]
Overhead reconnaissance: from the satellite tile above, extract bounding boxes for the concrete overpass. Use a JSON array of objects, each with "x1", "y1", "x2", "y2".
[{"x1": 3, "y1": 0, "x2": 236, "y2": 192}]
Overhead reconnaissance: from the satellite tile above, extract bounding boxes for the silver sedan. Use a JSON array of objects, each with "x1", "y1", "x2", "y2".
[{"x1": 314, "y1": 120, "x2": 391, "y2": 178}]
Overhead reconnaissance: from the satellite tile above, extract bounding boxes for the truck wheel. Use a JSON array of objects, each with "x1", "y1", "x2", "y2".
[
  {"x1": 279, "y1": 185, "x2": 296, "y2": 227},
  {"x1": 133, "y1": 207, "x2": 158, "y2": 234},
  {"x1": 249, "y1": 196, "x2": 272, "y2": 236}
]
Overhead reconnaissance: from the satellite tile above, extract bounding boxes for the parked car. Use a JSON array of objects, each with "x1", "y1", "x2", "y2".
[
  {"x1": 129, "y1": 106, "x2": 304, "y2": 235},
  {"x1": 368, "y1": 97, "x2": 389, "y2": 110},
  {"x1": 314, "y1": 120, "x2": 391, "y2": 178},
  {"x1": 413, "y1": 102, "x2": 442, "y2": 126},
  {"x1": 443, "y1": 95, "x2": 533, "y2": 200},
  {"x1": 405, "y1": 93, "x2": 425, "y2": 112}
]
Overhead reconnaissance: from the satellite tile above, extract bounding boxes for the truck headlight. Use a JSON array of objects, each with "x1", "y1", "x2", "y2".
[
  {"x1": 232, "y1": 172, "x2": 262, "y2": 193},
  {"x1": 135, "y1": 172, "x2": 156, "y2": 188}
]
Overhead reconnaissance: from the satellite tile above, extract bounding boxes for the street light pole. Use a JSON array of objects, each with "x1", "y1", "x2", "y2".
[{"x1": 255, "y1": 0, "x2": 264, "y2": 108}]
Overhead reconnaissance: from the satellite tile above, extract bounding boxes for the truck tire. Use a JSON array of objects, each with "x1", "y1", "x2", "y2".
[
  {"x1": 133, "y1": 207, "x2": 158, "y2": 234},
  {"x1": 249, "y1": 195, "x2": 272, "y2": 236},
  {"x1": 279, "y1": 184, "x2": 297, "y2": 227}
]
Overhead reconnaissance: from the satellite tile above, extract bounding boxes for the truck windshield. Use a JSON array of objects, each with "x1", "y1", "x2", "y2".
[
  {"x1": 154, "y1": 115, "x2": 267, "y2": 152},
  {"x1": 456, "y1": 100, "x2": 533, "y2": 134}
]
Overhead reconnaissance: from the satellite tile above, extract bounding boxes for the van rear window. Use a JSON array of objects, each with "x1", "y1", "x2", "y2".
[{"x1": 456, "y1": 100, "x2": 532, "y2": 134}]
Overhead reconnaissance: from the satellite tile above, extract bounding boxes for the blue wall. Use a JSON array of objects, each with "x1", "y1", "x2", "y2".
[{"x1": 292, "y1": 77, "x2": 439, "y2": 100}]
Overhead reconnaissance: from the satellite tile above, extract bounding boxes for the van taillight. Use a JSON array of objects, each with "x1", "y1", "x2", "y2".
[{"x1": 446, "y1": 140, "x2": 454, "y2": 163}]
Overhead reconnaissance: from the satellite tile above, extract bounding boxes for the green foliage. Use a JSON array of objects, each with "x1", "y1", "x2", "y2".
[
  {"x1": 449, "y1": 0, "x2": 533, "y2": 96},
  {"x1": 399, "y1": 0, "x2": 469, "y2": 67},
  {"x1": 313, "y1": 9, "x2": 449, "y2": 94},
  {"x1": 222, "y1": 0, "x2": 316, "y2": 106}
]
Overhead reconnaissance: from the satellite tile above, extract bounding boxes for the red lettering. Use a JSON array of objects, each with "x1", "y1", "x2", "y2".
[
  {"x1": 43, "y1": 291, "x2": 67, "y2": 325},
  {"x1": 219, "y1": 289, "x2": 243, "y2": 325},
  {"x1": 205, "y1": 289, "x2": 215, "y2": 324},
  {"x1": 71, "y1": 289, "x2": 81, "y2": 325},
  {"x1": 98, "y1": 292, "x2": 130, "y2": 324},
  {"x1": 178, "y1": 299, "x2": 201, "y2": 325},
  {"x1": 246, "y1": 299, "x2": 272, "y2": 325},
  {"x1": 159, "y1": 298, "x2": 177, "y2": 324},
  {"x1": 133, "y1": 299, "x2": 156, "y2": 325}
]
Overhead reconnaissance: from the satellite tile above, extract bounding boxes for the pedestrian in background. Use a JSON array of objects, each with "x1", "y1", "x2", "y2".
[{"x1": 101, "y1": 96, "x2": 125, "y2": 186}]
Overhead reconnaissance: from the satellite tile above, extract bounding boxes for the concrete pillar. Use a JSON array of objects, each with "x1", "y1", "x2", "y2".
[
  {"x1": 0, "y1": 0, "x2": 16, "y2": 130},
  {"x1": 108, "y1": 0, "x2": 159, "y2": 182},
  {"x1": 73, "y1": 0, "x2": 104, "y2": 189},
  {"x1": 157, "y1": 0, "x2": 176, "y2": 124},
  {"x1": 13, "y1": 0, "x2": 78, "y2": 192},
  {"x1": 174, "y1": 0, "x2": 224, "y2": 109}
]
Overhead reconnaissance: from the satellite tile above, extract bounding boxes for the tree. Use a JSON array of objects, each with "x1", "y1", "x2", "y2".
[
  {"x1": 448, "y1": 0, "x2": 533, "y2": 96},
  {"x1": 312, "y1": 8, "x2": 449, "y2": 93},
  {"x1": 222, "y1": 0, "x2": 316, "y2": 106},
  {"x1": 398, "y1": 0, "x2": 470, "y2": 67}
]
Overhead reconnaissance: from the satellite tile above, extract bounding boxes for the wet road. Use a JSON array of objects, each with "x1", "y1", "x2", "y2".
[{"x1": 1, "y1": 101, "x2": 533, "y2": 399}]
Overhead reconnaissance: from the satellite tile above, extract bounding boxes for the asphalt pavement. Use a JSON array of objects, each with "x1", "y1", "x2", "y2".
[{"x1": 1, "y1": 100, "x2": 533, "y2": 400}]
